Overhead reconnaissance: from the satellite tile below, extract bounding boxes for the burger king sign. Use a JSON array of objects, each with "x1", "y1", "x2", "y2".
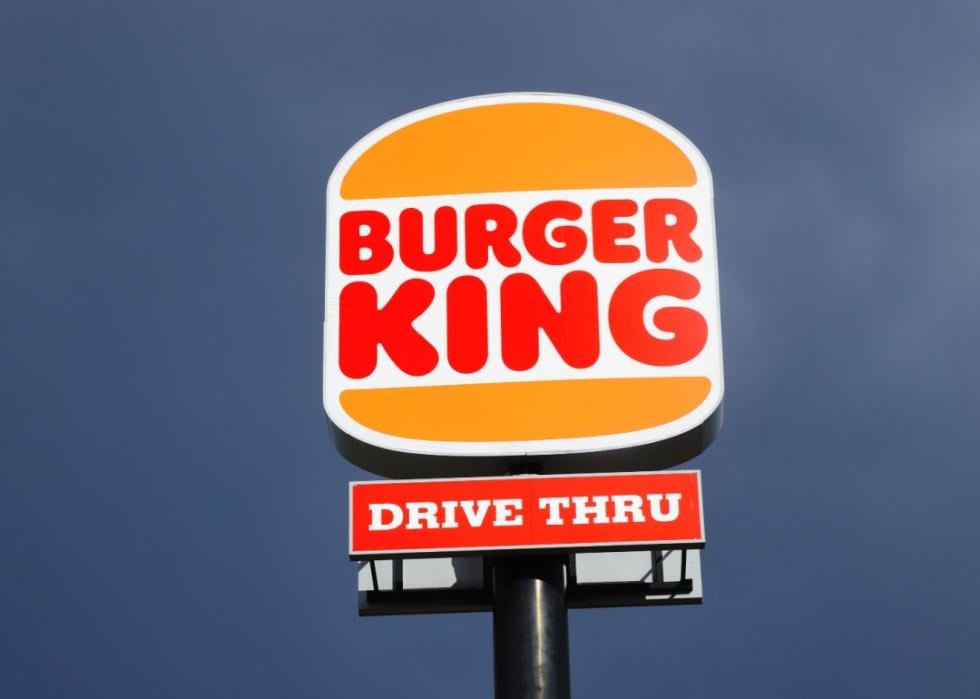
[{"x1": 324, "y1": 94, "x2": 723, "y2": 477}]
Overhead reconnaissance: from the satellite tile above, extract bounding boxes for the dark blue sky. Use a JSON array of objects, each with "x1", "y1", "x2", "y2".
[{"x1": 3, "y1": 2, "x2": 979, "y2": 697}]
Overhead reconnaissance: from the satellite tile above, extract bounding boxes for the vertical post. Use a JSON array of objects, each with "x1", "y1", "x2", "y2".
[{"x1": 491, "y1": 556, "x2": 571, "y2": 699}]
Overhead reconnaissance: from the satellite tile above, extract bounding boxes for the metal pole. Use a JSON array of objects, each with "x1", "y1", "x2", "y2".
[{"x1": 491, "y1": 556, "x2": 571, "y2": 699}]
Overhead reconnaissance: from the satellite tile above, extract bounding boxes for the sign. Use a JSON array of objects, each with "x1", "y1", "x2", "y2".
[
  {"x1": 324, "y1": 93, "x2": 723, "y2": 476},
  {"x1": 349, "y1": 471, "x2": 704, "y2": 558}
]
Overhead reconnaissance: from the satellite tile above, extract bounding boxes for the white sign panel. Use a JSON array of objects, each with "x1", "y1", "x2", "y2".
[{"x1": 324, "y1": 93, "x2": 723, "y2": 476}]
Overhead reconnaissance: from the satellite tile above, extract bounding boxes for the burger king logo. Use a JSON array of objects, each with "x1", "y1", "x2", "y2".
[{"x1": 324, "y1": 93, "x2": 723, "y2": 477}]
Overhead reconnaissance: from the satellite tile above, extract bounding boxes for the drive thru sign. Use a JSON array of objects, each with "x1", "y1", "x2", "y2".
[
  {"x1": 350, "y1": 471, "x2": 704, "y2": 558},
  {"x1": 324, "y1": 93, "x2": 723, "y2": 477}
]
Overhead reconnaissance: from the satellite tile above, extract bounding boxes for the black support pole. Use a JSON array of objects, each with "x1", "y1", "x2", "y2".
[{"x1": 491, "y1": 556, "x2": 571, "y2": 699}]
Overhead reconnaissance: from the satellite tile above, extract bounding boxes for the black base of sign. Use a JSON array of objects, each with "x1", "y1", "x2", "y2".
[{"x1": 492, "y1": 556, "x2": 571, "y2": 699}]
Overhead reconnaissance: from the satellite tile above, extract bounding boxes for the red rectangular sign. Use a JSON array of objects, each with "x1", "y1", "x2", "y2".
[{"x1": 349, "y1": 471, "x2": 704, "y2": 558}]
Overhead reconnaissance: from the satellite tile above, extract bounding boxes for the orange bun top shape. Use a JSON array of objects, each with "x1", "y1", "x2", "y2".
[{"x1": 340, "y1": 102, "x2": 698, "y2": 200}]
